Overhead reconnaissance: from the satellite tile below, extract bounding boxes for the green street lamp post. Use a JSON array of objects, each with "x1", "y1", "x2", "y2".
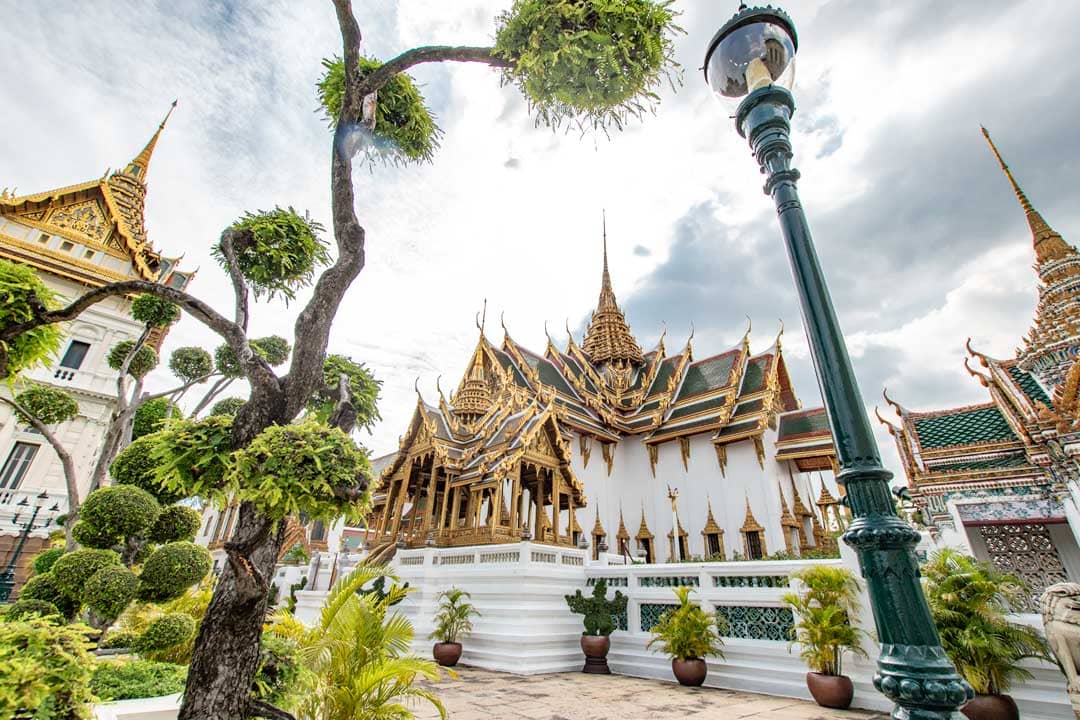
[
  {"x1": 0, "y1": 491, "x2": 58, "y2": 603},
  {"x1": 704, "y1": 6, "x2": 973, "y2": 718}
]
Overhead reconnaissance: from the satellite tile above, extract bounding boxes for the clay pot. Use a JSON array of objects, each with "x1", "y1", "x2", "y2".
[
  {"x1": 671, "y1": 657, "x2": 707, "y2": 687},
  {"x1": 961, "y1": 694, "x2": 1019, "y2": 720},
  {"x1": 806, "y1": 672, "x2": 854, "y2": 710},
  {"x1": 432, "y1": 642, "x2": 462, "y2": 667},
  {"x1": 580, "y1": 634, "x2": 611, "y2": 674}
]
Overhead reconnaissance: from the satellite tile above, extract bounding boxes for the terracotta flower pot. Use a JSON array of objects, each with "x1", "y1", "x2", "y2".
[
  {"x1": 432, "y1": 641, "x2": 462, "y2": 667},
  {"x1": 580, "y1": 634, "x2": 611, "y2": 674},
  {"x1": 961, "y1": 693, "x2": 1019, "y2": 720},
  {"x1": 671, "y1": 657, "x2": 707, "y2": 687},
  {"x1": 806, "y1": 672, "x2": 854, "y2": 710}
]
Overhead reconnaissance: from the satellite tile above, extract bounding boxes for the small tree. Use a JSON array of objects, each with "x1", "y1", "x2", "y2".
[
  {"x1": 783, "y1": 565, "x2": 867, "y2": 677},
  {"x1": 646, "y1": 587, "x2": 724, "y2": 662},
  {"x1": 429, "y1": 588, "x2": 480, "y2": 644},
  {"x1": 565, "y1": 579, "x2": 627, "y2": 636}
]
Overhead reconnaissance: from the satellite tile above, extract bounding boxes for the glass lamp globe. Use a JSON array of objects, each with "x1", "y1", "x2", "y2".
[{"x1": 704, "y1": 5, "x2": 798, "y2": 112}]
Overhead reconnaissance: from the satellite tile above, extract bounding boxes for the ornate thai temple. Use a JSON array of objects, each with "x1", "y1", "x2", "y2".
[
  {"x1": 365, "y1": 230, "x2": 846, "y2": 564},
  {"x1": 879, "y1": 129, "x2": 1080, "y2": 606},
  {"x1": 0, "y1": 105, "x2": 192, "y2": 591}
]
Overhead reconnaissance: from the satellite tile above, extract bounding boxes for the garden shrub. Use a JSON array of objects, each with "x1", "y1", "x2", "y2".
[
  {"x1": 107, "y1": 340, "x2": 159, "y2": 378},
  {"x1": 83, "y1": 565, "x2": 139, "y2": 623},
  {"x1": 132, "y1": 397, "x2": 182, "y2": 440},
  {"x1": 137, "y1": 542, "x2": 212, "y2": 602},
  {"x1": 90, "y1": 659, "x2": 188, "y2": 701},
  {"x1": 100, "y1": 629, "x2": 140, "y2": 650},
  {"x1": 30, "y1": 547, "x2": 63, "y2": 576},
  {"x1": 77, "y1": 485, "x2": 161, "y2": 546},
  {"x1": 209, "y1": 397, "x2": 246, "y2": 417},
  {"x1": 134, "y1": 613, "x2": 196, "y2": 653},
  {"x1": 130, "y1": 294, "x2": 180, "y2": 328},
  {"x1": 12, "y1": 384, "x2": 78, "y2": 425},
  {"x1": 168, "y1": 346, "x2": 214, "y2": 383},
  {"x1": 149, "y1": 505, "x2": 201, "y2": 544},
  {"x1": 18, "y1": 572, "x2": 79, "y2": 619},
  {"x1": 0, "y1": 616, "x2": 96, "y2": 719},
  {"x1": 4, "y1": 599, "x2": 61, "y2": 622},
  {"x1": 253, "y1": 633, "x2": 301, "y2": 706},
  {"x1": 51, "y1": 548, "x2": 122, "y2": 600},
  {"x1": 111, "y1": 435, "x2": 181, "y2": 505}
]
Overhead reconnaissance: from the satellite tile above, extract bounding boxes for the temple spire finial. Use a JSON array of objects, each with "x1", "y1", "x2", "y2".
[
  {"x1": 582, "y1": 212, "x2": 644, "y2": 366},
  {"x1": 125, "y1": 100, "x2": 177, "y2": 179},
  {"x1": 981, "y1": 126, "x2": 1073, "y2": 265}
]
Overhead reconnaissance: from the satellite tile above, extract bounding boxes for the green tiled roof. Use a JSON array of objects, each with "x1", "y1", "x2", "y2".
[
  {"x1": 666, "y1": 394, "x2": 728, "y2": 422},
  {"x1": 731, "y1": 398, "x2": 764, "y2": 418},
  {"x1": 1007, "y1": 366, "x2": 1051, "y2": 406},
  {"x1": 652, "y1": 415, "x2": 720, "y2": 438},
  {"x1": 538, "y1": 358, "x2": 576, "y2": 397},
  {"x1": 913, "y1": 406, "x2": 1017, "y2": 449},
  {"x1": 778, "y1": 410, "x2": 830, "y2": 439},
  {"x1": 739, "y1": 356, "x2": 768, "y2": 395},
  {"x1": 931, "y1": 452, "x2": 1033, "y2": 473},
  {"x1": 715, "y1": 420, "x2": 759, "y2": 439},
  {"x1": 679, "y1": 352, "x2": 737, "y2": 399},
  {"x1": 646, "y1": 357, "x2": 679, "y2": 398}
]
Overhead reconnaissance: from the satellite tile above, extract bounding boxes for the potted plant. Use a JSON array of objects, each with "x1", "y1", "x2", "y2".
[
  {"x1": 783, "y1": 565, "x2": 868, "y2": 709},
  {"x1": 429, "y1": 587, "x2": 480, "y2": 667},
  {"x1": 922, "y1": 548, "x2": 1053, "y2": 720},
  {"x1": 565, "y1": 579, "x2": 628, "y2": 674},
  {"x1": 646, "y1": 586, "x2": 724, "y2": 686}
]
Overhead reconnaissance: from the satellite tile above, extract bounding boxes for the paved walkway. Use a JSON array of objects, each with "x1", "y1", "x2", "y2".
[{"x1": 414, "y1": 667, "x2": 887, "y2": 720}]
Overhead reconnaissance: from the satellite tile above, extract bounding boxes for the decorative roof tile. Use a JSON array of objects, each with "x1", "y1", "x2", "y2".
[
  {"x1": 913, "y1": 405, "x2": 1017, "y2": 449},
  {"x1": 929, "y1": 452, "x2": 1034, "y2": 473},
  {"x1": 1007, "y1": 365, "x2": 1051, "y2": 406},
  {"x1": 678, "y1": 351, "x2": 738, "y2": 399},
  {"x1": 777, "y1": 409, "x2": 830, "y2": 440}
]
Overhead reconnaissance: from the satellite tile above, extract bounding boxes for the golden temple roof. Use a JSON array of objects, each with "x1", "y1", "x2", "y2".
[
  {"x1": 582, "y1": 215, "x2": 644, "y2": 366},
  {"x1": 740, "y1": 496, "x2": 764, "y2": 533}
]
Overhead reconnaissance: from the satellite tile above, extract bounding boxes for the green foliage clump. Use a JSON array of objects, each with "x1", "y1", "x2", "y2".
[
  {"x1": 309, "y1": 354, "x2": 382, "y2": 431},
  {"x1": 0, "y1": 616, "x2": 96, "y2": 719},
  {"x1": 90, "y1": 659, "x2": 188, "y2": 701},
  {"x1": 230, "y1": 417, "x2": 371, "y2": 521},
  {"x1": 148, "y1": 505, "x2": 201, "y2": 544},
  {"x1": 494, "y1": 0, "x2": 681, "y2": 131},
  {"x1": 151, "y1": 415, "x2": 235, "y2": 503},
  {"x1": 51, "y1": 548, "x2": 122, "y2": 600},
  {"x1": 209, "y1": 397, "x2": 246, "y2": 417},
  {"x1": 646, "y1": 587, "x2": 724, "y2": 661},
  {"x1": 253, "y1": 633, "x2": 301, "y2": 706},
  {"x1": 318, "y1": 56, "x2": 442, "y2": 166},
  {"x1": 783, "y1": 565, "x2": 867, "y2": 676},
  {"x1": 137, "y1": 542, "x2": 212, "y2": 603},
  {"x1": 214, "y1": 335, "x2": 291, "y2": 378},
  {"x1": 18, "y1": 573, "x2": 79, "y2": 619},
  {"x1": 922, "y1": 548, "x2": 1052, "y2": 695},
  {"x1": 214, "y1": 208, "x2": 329, "y2": 302},
  {"x1": 169, "y1": 345, "x2": 214, "y2": 383},
  {"x1": 99, "y1": 629, "x2": 140, "y2": 650},
  {"x1": 130, "y1": 294, "x2": 180, "y2": 328},
  {"x1": 107, "y1": 339, "x2": 159, "y2": 379},
  {"x1": 30, "y1": 547, "x2": 64, "y2": 576},
  {"x1": 0, "y1": 259, "x2": 65, "y2": 380},
  {"x1": 12, "y1": 383, "x2": 78, "y2": 425},
  {"x1": 110, "y1": 435, "x2": 182, "y2": 505},
  {"x1": 429, "y1": 587, "x2": 480, "y2": 644},
  {"x1": 281, "y1": 543, "x2": 310, "y2": 566},
  {"x1": 565, "y1": 578, "x2": 627, "y2": 636},
  {"x1": 83, "y1": 565, "x2": 139, "y2": 623},
  {"x1": 4, "y1": 599, "x2": 61, "y2": 622},
  {"x1": 76, "y1": 485, "x2": 161, "y2": 548},
  {"x1": 134, "y1": 613, "x2": 197, "y2": 654},
  {"x1": 132, "y1": 397, "x2": 183, "y2": 440}
]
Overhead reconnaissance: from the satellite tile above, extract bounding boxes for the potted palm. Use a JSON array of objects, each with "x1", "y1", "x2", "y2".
[
  {"x1": 565, "y1": 579, "x2": 628, "y2": 674},
  {"x1": 922, "y1": 548, "x2": 1053, "y2": 720},
  {"x1": 429, "y1": 587, "x2": 480, "y2": 667},
  {"x1": 783, "y1": 565, "x2": 868, "y2": 709},
  {"x1": 646, "y1": 586, "x2": 724, "y2": 686}
]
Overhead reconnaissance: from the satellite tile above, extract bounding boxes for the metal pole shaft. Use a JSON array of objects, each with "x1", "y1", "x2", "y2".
[{"x1": 735, "y1": 85, "x2": 972, "y2": 719}]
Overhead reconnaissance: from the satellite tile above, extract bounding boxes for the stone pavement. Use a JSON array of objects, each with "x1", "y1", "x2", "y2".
[{"x1": 413, "y1": 667, "x2": 888, "y2": 720}]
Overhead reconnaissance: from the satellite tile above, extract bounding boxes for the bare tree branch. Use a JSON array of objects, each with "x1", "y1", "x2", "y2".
[
  {"x1": 143, "y1": 371, "x2": 220, "y2": 405},
  {"x1": 191, "y1": 376, "x2": 235, "y2": 417},
  {"x1": 356, "y1": 46, "x2": 508, "y2": 100},
  {"x1": 0, "y1": 395, "x2": 80, "y2": 549},
  {"x1": 219, "y1": 228, "x2": 252, "y2": 332}
]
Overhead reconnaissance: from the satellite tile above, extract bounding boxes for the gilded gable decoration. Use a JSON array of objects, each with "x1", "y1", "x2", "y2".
[
  {"x1": 647, "y1": 443, "x2": 659, "y2": 478},
  {"x1": 714, "y1": 443, "x2": 727, "y2": 476},
  {"x1": 601, "y1": 441, "x2": 615, "y2": 476},
  {"x1": 579, "y1": 434, "x2": 592, "y2": 468},
  {"x1": 679, "y1": 436, "x2": 691, "y2": 471}
]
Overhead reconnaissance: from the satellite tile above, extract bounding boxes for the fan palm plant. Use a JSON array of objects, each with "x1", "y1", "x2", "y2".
[
  {"x1": 646, "y1": 586, "x2": 724, "y2": 662},
  {"x1": 783, "y1": 565, "x2": 867, "y2": 677},
  {"x1": 429, "y1": 588, "x2": 480, "y2": 644},
  {"x1": 922, "y1": 548, "x2": 1052, "y2": 696},
  {"x1": 289, "y1": 562, "x2": 449, "y2": 720}
]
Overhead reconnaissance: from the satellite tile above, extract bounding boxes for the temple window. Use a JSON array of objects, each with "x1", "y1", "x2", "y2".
[
  {"x1": 705, "y1": 532, "x2": 723, "y2": 558},
  {"x1": 744, "y1": 531, "x2": 764, "y2": 560}
]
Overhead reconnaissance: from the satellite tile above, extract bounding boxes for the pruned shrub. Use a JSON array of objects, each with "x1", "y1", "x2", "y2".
[
  {"x1": 134, "y1": 613, "x2": 197, "y2": 653},
  {"x1": 137, "y1": 542, "x2": 212, "y2": 602},
  {"x1": 148, "y1": 505, "x2": 201, "y2": 544},
  {"x1": 50, "y1": 548, "x2": 122, "y2": 600}
]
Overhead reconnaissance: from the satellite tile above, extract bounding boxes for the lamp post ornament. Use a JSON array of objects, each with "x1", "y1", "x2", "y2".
[
  {"x1": 0, "y1": 491, "x2": 58, "y2": 603},
  {"x1": 704, "y1": 6, "x2": 973, "y2": 718}
]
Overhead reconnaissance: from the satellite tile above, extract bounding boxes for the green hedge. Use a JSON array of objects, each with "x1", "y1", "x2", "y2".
[{"x1": 90, "y1": 659, "x2": 188, "y2": 701}]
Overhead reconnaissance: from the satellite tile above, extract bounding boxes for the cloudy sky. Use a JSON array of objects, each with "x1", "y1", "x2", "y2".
[{"x1": 3, "y1": 0, "x2": 1077, "y2": 479}]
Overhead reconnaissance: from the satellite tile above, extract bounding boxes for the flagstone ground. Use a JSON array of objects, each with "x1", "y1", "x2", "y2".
[{"x1": 414, "y1": 667, "x2": 888, "y2": 720}]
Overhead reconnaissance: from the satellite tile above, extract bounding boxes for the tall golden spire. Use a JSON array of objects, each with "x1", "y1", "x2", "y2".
[
  {"x1": 981, "y1": 127, "x2": 1074, "y2": 265},
  {"x1": 124, "y1": 100, "x2": 177, "y2": 179},
  {"x1": 582, "y1": 212, "x2": 644, "y2": 366}
]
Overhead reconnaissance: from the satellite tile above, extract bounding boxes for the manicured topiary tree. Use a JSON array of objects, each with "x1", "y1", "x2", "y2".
[
  {"x1": 0, "y1": 2, "x2": 681, "y2": 715},
  {"x1": 209, "y1": 397, "x2": 247, "y2": 417},
  {"x1": 30, "y1": 547, "x2": 64, "y2": 576},
  {"x1": 132, "y1": 397, "x2": 183, "y2": 440},
  {"x1": 134, "y1": 613, "x2": 198, "y2": 653},
  {"x1": 565, "y1": 579, "x2": 627, "y2": 637}
]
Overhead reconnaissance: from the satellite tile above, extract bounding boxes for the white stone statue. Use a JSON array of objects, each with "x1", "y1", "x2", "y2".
[{"x1": 1040, "y1": 582, "x2": 1080, "y2": 718}]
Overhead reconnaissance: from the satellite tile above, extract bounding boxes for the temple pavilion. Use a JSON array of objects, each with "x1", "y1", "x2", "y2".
[
  {"x1": 367, "y1": 231, "x2": 846, "y2": 563},
  {"x1": 879, "y1": 129, "x2": 1080, "y2": 607}
]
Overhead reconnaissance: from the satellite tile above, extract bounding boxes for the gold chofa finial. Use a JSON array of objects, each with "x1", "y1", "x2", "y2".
[{"x1": 125, "y1": 100, "x2": 177, "y2": 179}]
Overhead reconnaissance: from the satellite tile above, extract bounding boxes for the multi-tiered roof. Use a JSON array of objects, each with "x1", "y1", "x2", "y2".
[{"x1": 879, "y1": 130, "x2": 1080, "y2": 515}]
